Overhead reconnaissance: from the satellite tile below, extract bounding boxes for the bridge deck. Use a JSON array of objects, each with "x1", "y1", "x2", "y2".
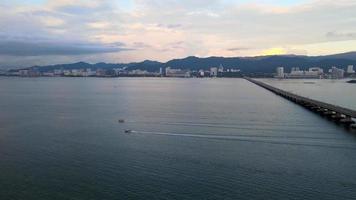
[{"x1": 245, "y1": 77, "x2": 356, "y2": 119}]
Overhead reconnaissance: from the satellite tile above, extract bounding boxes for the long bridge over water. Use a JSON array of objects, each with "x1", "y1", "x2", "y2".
[{"x1": 244, "y1": 77, "x2": 356, "y2": 128}]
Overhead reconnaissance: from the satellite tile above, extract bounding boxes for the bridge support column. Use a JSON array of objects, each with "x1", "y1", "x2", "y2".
[
  {"x1": 317, "y1": 108, "x2": 327, "y2": 114},
  {"x1": 339, "y1": 116, "x2": 355, "y2": 125},
  {"x1": 351, "y1": 124, "x2": 356, "y2": 129},
  {"x1": 323, "y1": 110, "x2": 336, "y2": 117},
  {"x1": 310, "y1": 106, "x2": 320, "y2": 111},
  {"x1": 331, "y1": 113, "x2": 344, "y2": 121}
]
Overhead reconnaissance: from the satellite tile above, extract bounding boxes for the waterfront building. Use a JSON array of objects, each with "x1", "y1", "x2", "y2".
[
  {"x1": 96, "y1": 69, "x2": 106, "y2": 77},
  {"x1": 42, "y1": 72, "x2": 55, "y2": 77},
  {"x1": 54, "y1": 69, "x2": 63, "y2": 76},
  {"x1": 63, "y1": 70, "x2": 71, "y2": 76},
  {"x1": 285, "y1": 67, "x2": 323, "y2": 79},
  {"x1": 347, "y1": 65, "x2": 355, "y2": 74},
  {"x1": 230, "y1": 69, "x2": 240, "y2": 73},
  {"x1": 18, "y1": 69, "x2": 40, "y2": 77},
  {"x1": 198, "y1": 69, "x2": 205, "y2": 77},
  {"x1": 291, "y1": 67, "x2": 301, "y2": 72},
  {"x1": 83, "y1": 69, "x2": 90, "y2": 77},
  {"x1": 19, "y1": 70, "x2": 29, "y2": 77},
  {"x1": 218, "y1": 64, "x2": 224, "y2": 72},
  {"x1": 165, "y1": 67, "x2": 191, "y2": 78},
  {"x1": 71, "y1": 69, "x2": 79, "y2": 76},
  {"x1": 129, "y1": 69, "x2": 149, "y2": 75},
  {"x1": 210, "y1": 67, "x2": 218, "y2": 77},
  {"x1": 275, "y1": 67, "x2": 284, "y2": 78},
  {"x1": 309, "y1": 67, "x2": 323, "y2": 75},
  {"x1": 330, "y1": 66, "x2": 345, "y2": 79},
  {"x1": 165, "y1": 67, "x2": 170, "y2": 75},
  {"x1": 10, "y1": 71, "x2": 20, "y2": 76},
  {"x1": 86, "y1": 69, "x2": 96, "y2": 76}
]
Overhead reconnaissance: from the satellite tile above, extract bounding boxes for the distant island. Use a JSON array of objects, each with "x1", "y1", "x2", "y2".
[{"x1": 1, "y1": 51, "x2": 356, "y2": 78}]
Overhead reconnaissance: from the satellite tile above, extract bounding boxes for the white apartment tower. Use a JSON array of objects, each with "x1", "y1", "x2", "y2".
[
  {"x1": 210, "y1": 67, "x2": 218, "y2": 77},
  {"x1": 276, "y1": 67, "x2": 284, "y2": 78},
  {"x1": 347, "y1": 65, "x2": 355, "y2": 73}
]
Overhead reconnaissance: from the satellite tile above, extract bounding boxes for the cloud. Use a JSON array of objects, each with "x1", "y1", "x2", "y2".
[
  {"x1": 186, "y1": 10, "x2": 220, "y2": 18},
  {"x1": 132, "y1": 42, "x2": 152, "y2": 49},
  {"x1": 87, "y1": 21, "x2": 112, "y2": 29},
  {"x1": 227, "y1": 47, "x2": 250, "y2": 52},
  {"x1": 0, "y1": 40, "x2": 129, "y2": 56},
  {"x1": 1, "y1": 0, "x2": 356, "y2": 67},
  {"x1": 39, "y1": 16, "x2": 65, "y2": 27},
  {"x1": 157, "y1": 23, "x2": 182, "y2": 29},
  {"x1": 326, "y1": 31, "x2": 356, "y2": 40}
]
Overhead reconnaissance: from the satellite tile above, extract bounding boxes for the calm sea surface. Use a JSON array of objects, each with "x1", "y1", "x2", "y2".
[
  {"x1": 0, "y1": 77, "x2": 356, "y2": 200},
  {"x1": 260, "y1": 78, "x2": 356, "y2": 110}
]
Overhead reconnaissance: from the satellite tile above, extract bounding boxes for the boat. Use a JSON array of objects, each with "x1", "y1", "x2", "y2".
[
  {"x1": 347, "y1": 80, "x2": 356, "y2": 84},
  {"x1": 124, "y1": 129, "x2": 132, "y2": 133},
  {"x1": 118, "y1": 119, "x2": 125, "y2": 123}
]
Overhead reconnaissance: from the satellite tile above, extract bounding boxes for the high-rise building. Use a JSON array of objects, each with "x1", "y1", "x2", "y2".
[
  {"x1": 276, "y1": 67, "x2": 284, "y2": 78},
  {"x1": 347, "y1": 65, "x2": 355, "y2": 74},
  {"x1": 331, "y1": 67, "x2": 344, "y2": 79},
  {"x1": 218, "y1": 64, "x2": 224, "y2": 73},
  {"x1": 210, "y1": 67, "x2": 218, "y2": 77},
  {"x1": 71, "y1": 69, "x2": 79, "y2": 76},
  {"x1": 165, "y1": 67, "x2": 171, "y2": 76},
  {"x1": 19, "y1": 70, "x2": 29, "y2": 77},
  {"x1": 54, "y1": 69, "x2": 63, "y2": 76},
  {"x1": 285, "y1": 67, "x2": 323, "y2": 79},
  {"x1": 165, "y1": 67, "x2": 191, "y2": 77},
  {"x1": 309, "y1": 67, "x2": 324, "y2": 74},
  {"x1": 199, "y1": 69, "x2": 205, "y2": 77}
]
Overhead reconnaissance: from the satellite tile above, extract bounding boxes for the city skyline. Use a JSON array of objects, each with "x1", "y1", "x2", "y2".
[{"x1": 1, "y1": 0, "x2": 356, "y2": 67}]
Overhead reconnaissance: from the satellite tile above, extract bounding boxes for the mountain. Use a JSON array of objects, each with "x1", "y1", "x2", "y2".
[
  {"x1": 23, "y1": 51, "x2": 356, "y2": 74},
  {"x1": 313, "y1": 51, "x2": 356, "y2": 60},
  {"x1": 165, "y1": 54, "x2": 356, "y2": 73},
  {"x1": 126, "y1": 60, "x2": 163, "y2": 71},
  {"x1": 29, "y1": 60, "x2": 163, "y2": 72}
]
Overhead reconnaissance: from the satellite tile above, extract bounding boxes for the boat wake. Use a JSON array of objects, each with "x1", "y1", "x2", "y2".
[{"x1": 130, "y1": 130, "x2": 356, "y2": 150}]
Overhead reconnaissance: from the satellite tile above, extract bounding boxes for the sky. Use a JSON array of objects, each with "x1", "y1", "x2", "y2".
[{"x1": 1, "y1": 0, "x2": 356, "y2": 68}]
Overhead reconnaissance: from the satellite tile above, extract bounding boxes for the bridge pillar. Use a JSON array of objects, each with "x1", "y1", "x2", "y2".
[
  {"x1": 331, "y1": 113, "x2": 344, "y2": 121},
  {"x1": 317, "y1": 108, "x2": 328, "y2": 114},
  {"x1": 351, "y1": 124, "x2": 356, "y2": 129},
  {"x1": 311, "y1": 106, "x2": 320, "y2": 111},
  {"x1": 339, "y1": 116, "x2": 355, "y2": 125},
  {"x1": 324, "y1": 111, "x2": 336, "y2": 116}
]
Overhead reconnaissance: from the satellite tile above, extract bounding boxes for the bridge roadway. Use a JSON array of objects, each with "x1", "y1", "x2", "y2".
[{"x1": 244, "y1": 77, "x2": 356, "y2": 126}]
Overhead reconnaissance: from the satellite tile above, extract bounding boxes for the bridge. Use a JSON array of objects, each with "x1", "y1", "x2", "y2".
[{"x1": 244, "y1": 77, "x2": 356, "y2": 127}]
